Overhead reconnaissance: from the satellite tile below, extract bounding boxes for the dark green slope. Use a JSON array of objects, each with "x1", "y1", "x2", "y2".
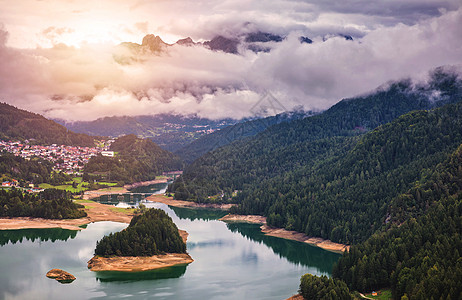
[
  {"x1": 84, "y1": 134, "x2": 182, "y2": 184},
  {"x1": 0, "y1": 153, "x2": 72, "y2": 185},
  {"x1": 0, "y1": 102, "x2": 95, "y2": 146},
  {"x1": 169, "y1": 67, "x2": 462, "y2": 208},
  {"x1": 332, "y1": 143, "x2": 462, "y2": 299},
  {"x1": 0, "y1": 188, "x2": 86, "y2": 219},
  {"x1": 235, "y1": 103, "x2": 462, "y2": 244},
  {"x1": 175, "y1": 110, "x2": 313, "y2": 164}
]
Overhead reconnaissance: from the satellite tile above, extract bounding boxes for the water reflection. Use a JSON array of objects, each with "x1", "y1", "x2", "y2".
[
  {"x1": 94, "y1": 183, "x2": 169, "y2": 206},
  {"x1": 226, "y1": 222, "x2": 340, "y2": 274},
  {"x1": 0, "y1": 203, "x2": 342, "y2": 299},
  {"x1": 170, "y1": 206, "x2": 228, "y2": 221},
  {"x1": 129, "y1": 182, "x2": 169, "y2": 194},
  {"x1": 187, "y1": 238, "x2": 235, "y2": 250},
  {"x1": 95, "y1": 265, "x2": 188, "y2": 282},
  {"x1": 0, "y1": 228, "x2": 78, "y2": 246}
]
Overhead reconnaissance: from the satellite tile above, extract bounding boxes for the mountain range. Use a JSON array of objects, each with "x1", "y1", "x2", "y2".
[
  {"x1": 114, "y1": 31, "x2": 354, "y2": 60},
  {"x1": 175, "y1": 109, "x2": 315, "y2": 163},
  {"x1": 56, "y1": 114, "x2": 237, "y2": 152}
]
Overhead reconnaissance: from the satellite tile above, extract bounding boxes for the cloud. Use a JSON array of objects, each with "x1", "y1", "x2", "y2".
[
  {"x1": 41, "y1": 27, "x2": 75, "y2": 46},
  {"x1": 0, "y1": 2, "x2": 461, "y2": 121}
]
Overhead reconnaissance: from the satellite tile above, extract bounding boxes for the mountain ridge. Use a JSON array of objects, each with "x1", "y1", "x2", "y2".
[{"x1": 0, "y1": 102, "x2": 96, "y2": 147}]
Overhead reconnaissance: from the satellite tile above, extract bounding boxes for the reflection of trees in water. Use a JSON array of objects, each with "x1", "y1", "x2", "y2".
[
  {"x1": 94, "y1": 265, "x2": 188, "y2": 282},
  {"x1": 0, "y1": 228, "x2": 78, "y2": 246},
  {"x1": 129, "y1": 183, "x2": 167, "y2": 193},
  {"x1": 170, "y1": 206, "x2": 228, "y2": 221},
  {"x1": 226, "y1": 223, "x2": 340, "y2": 274}
]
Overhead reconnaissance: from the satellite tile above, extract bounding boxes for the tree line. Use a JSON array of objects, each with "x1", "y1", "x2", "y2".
[
  {"x1": 164, "y1": 68, "x2": 462, "y2": 299},
  {"x1": 0, "y1": 152, "x2": 73, "y2": 185},
  {"x1": 95, "y1": 208, "x2": 186, "y2": 257},
  {"x1": 0, "y1": 188, "x2": 86, "y2": 219},
  {"x1": 169, "y1": 68, "x2": 462, "y2": 207},
  {"x1": 84, "y1": 134, "x2": 182, "y2": 184},
  {"x1": 0, "y1": 102, "x2": 95, "y2": 147},
  {"x1": 332, "y1": 143, "x2": 462, "y2": 299}
]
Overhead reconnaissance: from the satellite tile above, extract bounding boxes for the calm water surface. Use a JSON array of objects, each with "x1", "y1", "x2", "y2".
[{"x1": 0, "y1": 202, "x2": 340, "y2": 300}]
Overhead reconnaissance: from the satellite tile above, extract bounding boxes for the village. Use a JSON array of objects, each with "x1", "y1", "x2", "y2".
[{"x1": 0, "y1": 139, "x2": 115, "y2": 186}]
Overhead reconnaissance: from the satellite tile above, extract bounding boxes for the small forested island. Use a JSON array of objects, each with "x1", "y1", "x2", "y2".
[
  {"x1": 88, "y1": 208, "x2": 193, "y2": 272},
  {"x1": 0, "y1": 188, "x2": 86, "y2": 219}
]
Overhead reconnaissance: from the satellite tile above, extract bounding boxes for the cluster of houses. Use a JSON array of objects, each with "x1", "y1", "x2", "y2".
[
  {"x1": 1, "y1": 179, "x2": 44, "y2": 193},
  {"x1": 0, "y1": 139, "x2": 114, "y2": 174}
]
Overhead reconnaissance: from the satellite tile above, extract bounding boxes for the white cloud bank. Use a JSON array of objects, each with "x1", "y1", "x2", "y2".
[{"x1": 0, "y1": 1, "x2": 461, "y2": 121}]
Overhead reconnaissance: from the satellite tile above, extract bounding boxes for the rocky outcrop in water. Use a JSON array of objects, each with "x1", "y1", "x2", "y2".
[{"x1": 46, "y1": 269, "x2": 76, "y2": 284}]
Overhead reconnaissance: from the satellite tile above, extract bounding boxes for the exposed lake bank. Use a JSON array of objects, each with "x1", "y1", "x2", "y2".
[
  {"x1": 0, "y1": 217, "x2": 88, "y2": 231},
  {"x1": 0, "y1": 199, "x2": 134, "y2": 230},
  {"x1": 0, "y1": 199, "x2": 194, "y2": 273},
  {"x1": 87, "y1": 229, "x2": 193, "y2": 272},
  {"x1": 87, "y1": 253, "x2": 194, "y2": 272},
  {"x1": 220, "y1": 214, "x2": 349, "y2": 253},
  {"x1": 82, "y1": 178, "x2": 170, "y2": 200},
  {"x1": 0, "y1": 202, "x2": 340, "y2": 299}
]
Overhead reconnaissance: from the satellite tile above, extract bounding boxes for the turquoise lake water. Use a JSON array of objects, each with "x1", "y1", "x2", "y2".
[{"x1": 0, "y1": 202, "x2": 340, "y2": 300}]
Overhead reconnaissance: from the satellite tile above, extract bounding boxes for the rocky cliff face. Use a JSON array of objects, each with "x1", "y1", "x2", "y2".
[{"x1": 142, "y1": 34, "x2": 169, "y2": 52}]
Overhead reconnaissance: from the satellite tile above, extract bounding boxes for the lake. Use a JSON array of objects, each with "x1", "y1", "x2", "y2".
[
  {"x1": 95, "y1": 183, "x2": 169, "y2": 207},
  {"x1": 0, "y1": 202, "x2": 340, "y2": 300}
]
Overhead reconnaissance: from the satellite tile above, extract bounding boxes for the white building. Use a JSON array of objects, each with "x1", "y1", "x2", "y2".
[{"x1": 101, "y1": 151, "x2": 115, "y2": 157}]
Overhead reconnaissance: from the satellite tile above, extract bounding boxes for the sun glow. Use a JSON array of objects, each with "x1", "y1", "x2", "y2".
[{"x1": 52, "y1": 21, "x2": 121, "y2": 48}]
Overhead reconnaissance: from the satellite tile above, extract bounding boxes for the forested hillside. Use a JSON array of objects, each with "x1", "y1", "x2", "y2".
[
  {"x1": 175, "y1": 110, "x2": 313, "y2": 164},
  {"x1": 0, "y1": 153, "x2": 71, "y2": 185},
  {"x1": 84, "y1": 134, "x2": 182, "y2": 183},
  {"x1": 0, "y1": 103, "x2": 95, "y2": 146},
  {"x1": 331, "y1": 143, "x2": 462, "y2": 299},
  {"x1": 0, "y1": 188, "x2": 86, "y2": 219},
  {"x1": 95, "y1": 208, "x2": 186, "y2": 256},
  {"x1": 233, "y1": 104, "x2": 462, "y2": 244},
  {"x1": 169, "y1": 68, "x2": 462, "y2": 211}
]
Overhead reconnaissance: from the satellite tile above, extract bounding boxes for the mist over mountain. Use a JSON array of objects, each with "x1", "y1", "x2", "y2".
[
  {"x1": 169, "y1": 66, "x2": 462, "y2": 205},
  {"x1": 2, "y1": 5, "x2": 461, "y2": 122},
  {"x1": 115, "y1": 30, "x2": 355, "y2": 58},
  {"x1": 175, "y1": 109, "x2": 316, "y2": 164},
  {"x1": 56, "y1": 114, "x2": 237, "y2": 152}
]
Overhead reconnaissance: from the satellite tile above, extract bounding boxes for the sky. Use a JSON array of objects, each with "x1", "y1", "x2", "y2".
[{"x1": 0, "y1": 0, "x2": 461, "y2": 121}]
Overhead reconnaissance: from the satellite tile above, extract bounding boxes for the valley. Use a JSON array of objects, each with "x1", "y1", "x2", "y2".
[{"x1": 0, "y1": 7, "x2": 461, "y2": 296}]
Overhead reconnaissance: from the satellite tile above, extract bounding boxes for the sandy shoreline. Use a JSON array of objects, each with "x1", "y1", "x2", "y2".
[
  {"x1": 82, "y1": 188, "x2": 129, "y2": 200},
  {"x1": 219, "y1": 214, "x2": 266, "y2": 224},
  {"x1": 0, "y1": 217, "x2": 89, "y2": 231},
  {"x1": 147, "y1": 194, "x2": 236, "y2": 210},
  {"x1": 0, "y1": 198, "x2": 194, "y2": 272},
  {"x1": 87, "y1": 253, "x2": 194, "y2": 272},
  {"x1": 87, "y1": 229, "x2": 192, "y2": 272},
  {"x1": 220, "y1": 214, "x2": 349, "y2": 253},
  {"x1": 0, "y1": 200, "x2": 135, "y2": 231},
  {"x1": 82, "y1": 178, "x2": 169, "y2": 200}
]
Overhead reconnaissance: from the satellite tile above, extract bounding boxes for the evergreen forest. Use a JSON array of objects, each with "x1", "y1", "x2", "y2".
[{"x1": 94, "y1": 208, "x2": 186, "y2": 257}]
